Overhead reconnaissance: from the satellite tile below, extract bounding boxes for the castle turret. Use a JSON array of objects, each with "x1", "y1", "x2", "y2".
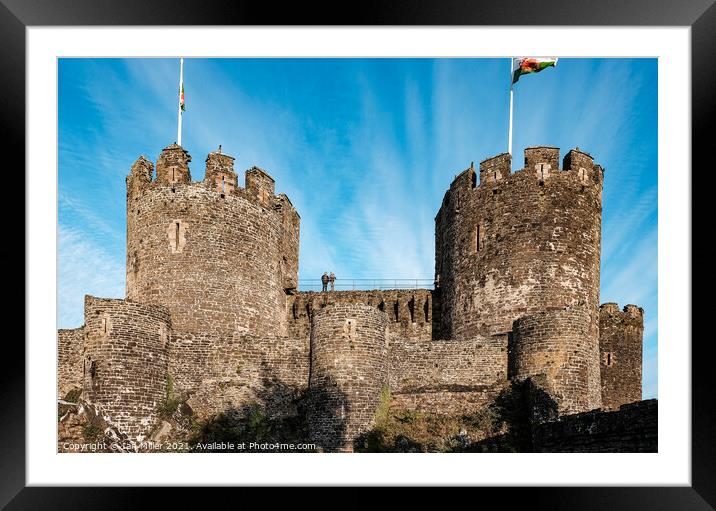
[
  {"x1": 434, "y1": 146, "x2": 604, "y2": 342},
  {"x1": 307, "y1": 304, "x2": 388, "y2": 452},
  {"x1": 82, "y1": 295, "x2": 171, "y2": 442},
  {"x1": 599, "y1": 303, "x2": 644, "y2": 410},
  {"x1": 511, "y1": 305, "x2": 601, "y2": 414},
  {"x1": 435, "y1": 147, "x2": 604, "y2": 411},
  {"x1": 125, "y1": 144, "x2": 299, "y2": 337}
]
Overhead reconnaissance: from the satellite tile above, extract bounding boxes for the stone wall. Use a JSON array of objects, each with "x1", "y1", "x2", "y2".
[
  {"x1": 387, "y1": 336, "x2": 507, "y2": 391},
  {"x1": 58, "y1": 326, "x2": 84, "y2": 399},
  {"x1": 167, "y1": 333, "x2": 309, "y2": 420},
  {"x1": 307, "y1": 304, "x2": 388, "y2": 451},
  {"x1": 385, "y1": 335, "x2": 508, "y2": 414},
  {"x1": 434, "y1": 147, "x2": 603, "y2": 341},
  {"x1": 289, "y1": 289, "x2": 433, "y2": 341},
  {"x1": 532, "y1": 399, "x2": 657, "y2": 452},
  {"x1": 390, "y1": 384, "x2": 506, "y2": 415},
  {"x1": 125, "y1": 144, "x2": 299, "y2": 337},
  {"x1": 599, "y1": 303, "x2": 644, "y2": 410},
  {"x1": 82, "y1": 295, "x2": 171, "y2": 442},
  {"x1": 511, "y1": 306, "x2": 601, "y2": 414}
]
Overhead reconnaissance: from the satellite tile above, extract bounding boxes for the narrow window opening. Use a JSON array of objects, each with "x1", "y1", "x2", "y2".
[
  {"x1": 408, "y1": 297, "x2": 415, "y2": 323},
  {"x1": 605, "y1": 352, "x2": 615, "y2": 367},
  {"x1": 174, "y1": 222, "x2": 180, "y2": 251},
  {"x1": 221, "y1": 175, "x2": 226, "y2": 194},
  {"x1": 292, "y1": 301, "x2": 298, "y2": 320},
  {"x1": 393, "y1": 301, "x2": 399, "y2": 321},
  {"x1": 172, "y1": 168, "x2": 176, "y2": 183},
  {"x1": 378, "y1": 300, "x2": 385, "y2": 312},
  {"x1": 476, "y1": 225, "x2": 481, "y2": 252},
  {"x1": 423, "y1": 298, "x2": 430, "y2": 322},
  {"x1": 101, "y1": 317, "x2": 107, "y2": 334}
]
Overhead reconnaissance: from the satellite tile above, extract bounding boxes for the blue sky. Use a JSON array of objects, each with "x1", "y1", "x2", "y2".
[{"x1": 58, "y1": 58, "x2": 658, "y2": 398}]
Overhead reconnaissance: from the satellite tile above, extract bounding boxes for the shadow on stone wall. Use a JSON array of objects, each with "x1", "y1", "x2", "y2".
[
  {"x1": 304, "y1": 379, "x2": 349, "y2": 452},
  {"x1": 187, "y1": 377, "x2": 312, "y2": 452},
  {"x1": 354, "y1": 382, "x2": 533, "y2": 453},
  {"x1": 186, "y1": 375, "x2": 349, "y2": 452}
]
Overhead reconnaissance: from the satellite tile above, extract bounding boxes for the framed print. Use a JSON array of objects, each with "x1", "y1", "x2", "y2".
[{"x1": 6, "y1": 0, "x2": 713, "y2": 506}]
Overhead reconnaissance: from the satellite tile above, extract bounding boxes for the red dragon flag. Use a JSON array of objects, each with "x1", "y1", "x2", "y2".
[{"x1": 512, "y1": 57, "x2": 558, "y2": 84}]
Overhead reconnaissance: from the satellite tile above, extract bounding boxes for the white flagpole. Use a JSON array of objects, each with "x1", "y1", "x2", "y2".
[
  {"x1": 177, "y1": 58, "x2": 184, "y2": 146},
  {"x1": 508, "y1": 58, "x2": 514, "y2": 156}
]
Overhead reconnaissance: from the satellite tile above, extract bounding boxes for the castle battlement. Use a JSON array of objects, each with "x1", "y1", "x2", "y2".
[
  {"x1": 447, "y1": 147, "x2": 605, "y2": 195},
  {"x1": 128, "y1": 145, "x2": 298, "y2": 217}
]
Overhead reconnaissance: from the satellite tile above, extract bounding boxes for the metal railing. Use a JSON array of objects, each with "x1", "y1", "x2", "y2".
[{"x1": 297, "y1": 278, "x2": 434, "y2": 292}]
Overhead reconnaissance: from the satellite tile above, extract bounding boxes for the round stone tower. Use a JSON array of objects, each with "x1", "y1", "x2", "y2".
[
  {"x1": 599, "y1": 303, "x2": 644, "y2": 410},
  {"x1": 82, "y1": 295, "x2": 171, "y2": 441},
  {"x1": 511, "y1": 305, "x2": 601, "y2": 414},
  {"x1": 125, "y1": 144, "x2": 300, "y2": 336},
  {"x1": 307, "y1": 304, "x2": 388, "y2": 452},
  {"x1": 434, "y1": 147, "x2": 604, "y2": 340}
]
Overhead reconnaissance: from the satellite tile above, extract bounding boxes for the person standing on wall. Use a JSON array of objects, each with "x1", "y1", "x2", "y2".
[
  {"x1": 321, "y1": 272, "x2": 329, "y2": 292},
  {"x1": 329, "y1": 272, "x2": 336, "y2": 291}
]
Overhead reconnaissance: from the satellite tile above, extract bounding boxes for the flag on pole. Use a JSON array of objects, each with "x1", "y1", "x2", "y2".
[
  {"x1": 177, "y1": 58, "x2": 184, "y2": 146},
  {"x1": 511, "y1": 57, "x2": 558, "y2": 84}
]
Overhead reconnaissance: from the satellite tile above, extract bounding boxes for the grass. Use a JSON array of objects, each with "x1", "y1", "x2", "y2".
[
  {"x1": 355, "y1": 383, "x2": 531, "y2": 452},
  {"x1": 156, "y1": 374, "x2": 185, "y2": 420}
]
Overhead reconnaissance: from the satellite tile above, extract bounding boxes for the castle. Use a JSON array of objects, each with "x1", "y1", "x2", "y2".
[{"x1": 58, "y1": 143, "x2": 653, "y2": 452}]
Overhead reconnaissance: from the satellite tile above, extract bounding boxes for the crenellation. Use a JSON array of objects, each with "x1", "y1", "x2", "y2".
[
  {"x1": 245, "y1": 166, "x2": 276, "y2": 207},
  {"x1": 524, "y1": 146, "x2": 560, "y2": 171},
  {"x1": 155, "y1": 143, "x2": 191, "y2": 185},
  {"x1": 203, "y1": 149, "x2": 238, "y2": 196},
  {"x1": 479, "y1": 152, "x2": 511, "y2": 185}
]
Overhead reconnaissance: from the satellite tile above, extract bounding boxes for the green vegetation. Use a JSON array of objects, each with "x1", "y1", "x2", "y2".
[
  {"x1": 58, "y1": 388, "x2": 82, "y2": 420},
  {"x1": 187, "y1": 393, "x2": 313, "y2": 453},
  {"x1": 355, "y1": 383, "x2": 531, "y2": 452},
  {"x1": 156, "y1": 374, "x2": 184, "y2": 420},
  {"x1": 82, "y1": 423, "x2": 102, "y2": 442}
]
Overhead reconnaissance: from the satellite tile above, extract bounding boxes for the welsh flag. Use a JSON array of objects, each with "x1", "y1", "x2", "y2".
[
  {"x1": 179, "y1": 83, "x2": 185, "y2": 112},
  {"x1": 512, "y1": 57, "x2": 558, "y2": 84}
]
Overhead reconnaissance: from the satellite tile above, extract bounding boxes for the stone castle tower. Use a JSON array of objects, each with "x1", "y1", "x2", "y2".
[
  {"x1": 126, "y1": 144, "x2": 299, "y2": 336},
  {"x1": 58, "y1": 143, "x2": 646, "y2": 451},
  {"x1": 434, "y1": 147, "x2": 603, "y2": 413}
]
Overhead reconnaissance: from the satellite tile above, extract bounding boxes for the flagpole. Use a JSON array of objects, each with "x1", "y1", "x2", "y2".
[
  {"x1": 508, "y1": 83, "x2": 514, "y2": 156},
  {"x1": 177, "y1": 58, "x2": 184, "y2": 146},
  {"x1": 508, "y1": 59, "x2": 514, "y2": 156}
]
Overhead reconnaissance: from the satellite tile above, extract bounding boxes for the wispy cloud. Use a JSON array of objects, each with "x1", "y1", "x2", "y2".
[{"x1": 58, "y1": 224, "x2": 124, "y2": 328}]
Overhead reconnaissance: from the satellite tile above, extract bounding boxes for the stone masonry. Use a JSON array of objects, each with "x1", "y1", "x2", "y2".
[{"x1": 58, "y1": 143, "x2": 650, "y2": 451}]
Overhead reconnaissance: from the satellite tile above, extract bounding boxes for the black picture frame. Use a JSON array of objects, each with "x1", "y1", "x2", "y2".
[{"x1": 4, "y1": 0, "x2": 710, "y2": 506}]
